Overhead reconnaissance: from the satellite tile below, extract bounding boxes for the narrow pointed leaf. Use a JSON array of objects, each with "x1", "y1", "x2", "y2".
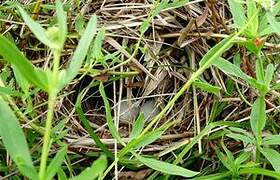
[
  {"x1": 136, "y1": 155, "x2": 199, "y2": 178},
  {"x1": 267, "y1": 12, "x2": 280, "y2": 35},
  {"x1": 46, "y1": 145, "x2": 67, "y2": 180},
  {"x1": 213, "y1": 57, "x2": 262, "y2": 89},
  {"x1": 263, "y1": 135, "x2": 280, "y2": 145},
  {"x1": 99, "y1": 82, "x2": 123, "y2": 144},
  {"x1": 70, "y1": 155, "x2": 107, "y2": 180},
  {"x1": 0, "y1": 98, "x2": 36, "y2": 178},
  {"x1": 262, "y1": 148, "x2": 280, "y2": 172},
  {"x1": 193, "y1": 80, "x2": 220, "y2": 95},
  {"x1": 250, "y1": 97, "x2": 266, "y2": 139},
  {"x1": 59, "y1": 15, "x2": 97, "y2": 89},
  {"x1": 75, "y1": 93, "x2": 113, "y2": 158},
  {"x1": 17, "y1": 5, "x2": 58, "y2": 49},
  {"x1": 264, "y1": 64, "x2": 274, "y2": 86},
  {"x1": 199, "y1": 36, "x2": 234, "y2": 68},
  {"x1": 228, "y1": 0, "x2": 247, "y2": 29},
  {"x1": 129, "y1": 113, "x2": 145, "y2": 139},
  {"x1": 0, "y1": 36, "x2": 48, "y2": 90},
  {"x1": 55, "y1": 0, "x2": 67, "y2": 47}
]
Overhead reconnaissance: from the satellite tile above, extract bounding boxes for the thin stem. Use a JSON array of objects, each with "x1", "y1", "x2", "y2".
[{"x1": 39, "y1": 50, "x2": 61, "y2": 180}]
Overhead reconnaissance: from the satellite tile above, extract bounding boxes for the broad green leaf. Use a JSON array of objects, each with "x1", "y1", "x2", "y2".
[
  {"x1": 17, "y1": 5, "x2": 59, "y2": 49},
  {"x1": 134, "y1": 129, "x2": 164, "y2": 149},
  {"x1": 75, "y1": 92, "x2": 113, "y2": 158},
  {"x1": 213, "y1": 57, "x2": 252, "y2": 81},
  {"x1": 228, "y1": 127, "x2": 252, "y2": 137},
  {"x1": 193, "y1": 80, "x2": 220, "y2": 96},
  {"x1": 246, "y1": 0, "x2": 258, "y2": 37},
  {"x1": 199, "y1": 36, "x2": 234, "y2": 68},
  {"x1": 12, "y1": 65, "x2": 30, "y2": 94},
  {"x1": 216, "y1": 147, "x2": 233, "y2": 172},
  {"x1": 273, "y1": 82, "x2": 280, "y2": 90},
  {"x1": 129, "y1": 113, "x2": 145, "y2": 139},
  {"x1": 136, "y1": 155, "x2": 199, "y2": 178},
  {"x1": 55, "y1": 0, "x2": 67, "y2": 48},
  {"x1": 17, "y1": 160, "x2": 39, "y2": 180},
  {"x1": 221, "y1": 141, "x2": 234, "y2": 165},
  {"x1": 228, "y1": 0, "x2": 247, "y2": 29},
  {"x1": 267, "y1": 12, "x2": 280, "y2": 35},
  {"x1": 70, "y1": 155, "x2": 107, "y2": 180},
  {"x1": 256, "y1": 57, "x2": 265, "y2": 84},
  {"x1": 226, "y1": 133, "x2": 254, "y2": 144},
  {"x1": 92, "y1": 27, "x2": 105, "y2": 62},
  {"x1": 119, "y1": 122, "x2": 173, "y2": 158},
  {"x1": 239, "y1": 167, "x2": 280, "y2": 179},
  {"x1": 262, "y1": 148, "x2": 280, "y2": 172},
  {"x1": 235, "y1": 151, "x2": 250, "y2": 165},
  {"x1": 99, "y1": 82, "x2": 123, "y2": 144},
  {"x1": 59, "y1": 15, "x2": 97, "y2": 89},
  {"x1": 263, "y1": 135, "x2": 280, "y2": 145},
  {"x1": 0, "y1": 36, "x2": 48, "y2": 90},
  {"x1": 46, "y1": 145, "x2": 67, "y2": 180},
  {"x1": 75, "y1": 15, "x2": 85, "y2": 35},
  {"x1": 0, "y1": 98, "x2": 36, "y2": 179},
  {"x1": 57, "y1": 168, "x2": 67, "y2": 180},
  {"x1": 264, "y1": 64, "x2": 274, "y2": 87},
  {"x1": 213, "y1": 57, "x2": 261, "y2": 89},
  {"x1": 250, "y1": 97, "x2": 266, "y2": 141},
  {"x1": 0, "y1": 87, "x2": 22, "y2": 97}
]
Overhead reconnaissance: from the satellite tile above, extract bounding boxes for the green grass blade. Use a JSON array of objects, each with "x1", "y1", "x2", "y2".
[
  {"x1": 215, "y1": 147, "x2": 233, "y2": 172},
  {"x1": 92, "y1": 27, "x2": 105, "y2": 62},
  {"x1": 193, "y1": 80, "x2": 220, "y2": 96},
  {"x1": 199, "y1": 37, "x2": 234, "y2": 68},
  {"x1": 129, "y1": 113, "x2": 145, "y2": 139},
  {"x1": 70, "y1": 155, "x2": 107, "y2": 180},
  {"x1": 0, "y1": 36, "x2": 48, "y2": 91},
  {"x1": 239, "y1": 167, "x2": 280, "y2": 179},
  {"x1": 228, "y1": 0, "x2": 247, "y2": 29},
  {"x1": 0, "y1": 87, "x2": 22, "y2": 97},
  {"x1": 264, "y1": 64, "x2": 274, "y2": 87},
  {"x1": 213, "y1": 57, "x2": 262, "y2": 89},
  {"x1": 173, "y1": 121, "x2": 239, "y2": 165},
  {"x1": 261, "y1": 148, "x2": 280, "y2": 172},
  {"x1": 250, "y1": 97, "x2": 266, "y2": 141},
  {"x1": 75, "y1": 93, "x2": 114, "y2": 158},
  {"x1": 263, "y1": 135, "x2": 280, "y2": 145},
  {"x1": 235, "y1": 151, "x2": 250, "y2": 165},
  {"x1": 246, "y1": 0, "x2": 258, "y2": 37},
  {"x1": 99, "y1": 82, "x2": 123, "y2": 144},
  {"x1": 12, "y1": 65, "x2": 30, "y2": 94},
  {"x1": 59, "y1": 15, "x2": 97, "y2": 89},
  {"x1": 55, "y1": 0, "x2": 67, "y2": 48},
  {"x1": 17, "y1": 5, "x2": 58, "y2": 49},
  {"x1": 213, "y1": 58, "x2": 251, "y2": 80},
  {"x1": 119, "y1": 121, "x2": 173, "y2": 158},
  {"x1": 17, "y1": 162, "x2": 39, "y2": 180},
  {"x1": 0, "y1": 98, "x2": 37, "y2": 179},
  {"x1": 46, "y1": 145, "x2": 67, "y2": 180},
  {"x1": 57, "y1": 168, "x2": 67, "y2": 180},
  {"x1": 135, "y1": 154, "x2": 199, "y2": 178},
  {"x1": 226, "y1": 133, "x2": 254, "y2": 144},
  {"x1": 267, "y1": 12, "x2": 280, "y2": 35},
  {"x1": 193, "y1": 172, "x2": 231, "y2": 180}
]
